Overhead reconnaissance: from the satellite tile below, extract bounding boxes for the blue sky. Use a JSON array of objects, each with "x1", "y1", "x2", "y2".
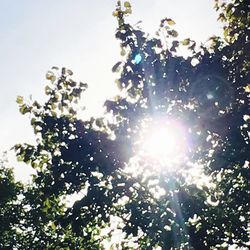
[{"x1": 0, "y1": 0, "x2": 221, "y2": 180}]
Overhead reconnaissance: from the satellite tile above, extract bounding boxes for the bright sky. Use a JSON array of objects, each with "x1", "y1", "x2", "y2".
[{"x1": 0, "y1": 0, "x2": 222, "y2": 180}]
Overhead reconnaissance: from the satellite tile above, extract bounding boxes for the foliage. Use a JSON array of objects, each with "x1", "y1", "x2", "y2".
[
  {"x1": 1, "y1": 0, "x2": 249, "y2": 249},
  {"x1": 0, "y1": 156, "x2": 24, "y2": 249}
]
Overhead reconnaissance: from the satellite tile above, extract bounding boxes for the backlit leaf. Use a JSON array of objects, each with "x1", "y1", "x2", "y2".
[
  {"x1": 16, "y1": 96, "x2": 24, "y2": 104},
  {"x1": 124, "y1": 1, "x2": 131, "y2": 8},
  {"x1": 166, "y1": 18, "x2": 176, "y2": 25}
]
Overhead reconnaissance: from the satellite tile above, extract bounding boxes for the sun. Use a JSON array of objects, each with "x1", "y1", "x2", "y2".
[
  {"x1": 135, "y1": 119, "x2": 189, "y2": 169},
  {"x1": 143, "y1": 127, "x2": 182, "y2": 158}
]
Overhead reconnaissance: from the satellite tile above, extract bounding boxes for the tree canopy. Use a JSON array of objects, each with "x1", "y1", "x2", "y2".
[{"x1": 1, "y1": 0, "x2": 249, "y2": 249}]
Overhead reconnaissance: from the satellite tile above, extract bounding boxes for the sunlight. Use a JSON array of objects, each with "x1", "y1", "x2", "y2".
[
  {"x1": 135, "y1": 119, "x2": 188, "y2": 169},
  {"x1": 143, "y1": 127, "x2": 181, "y2": 158}
]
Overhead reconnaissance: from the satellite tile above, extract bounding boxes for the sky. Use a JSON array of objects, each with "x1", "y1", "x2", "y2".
[{"x1": 0, "y1": 0, "x2": 222, "y2": 181}]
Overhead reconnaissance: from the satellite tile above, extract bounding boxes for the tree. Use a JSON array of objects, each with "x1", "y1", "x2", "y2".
[
  {"x1": 0, "y1": 155, "x2": 24, "y2": 249},
  {"x1": 2, "y1": 0, "x2": 249, "y2": 249}
]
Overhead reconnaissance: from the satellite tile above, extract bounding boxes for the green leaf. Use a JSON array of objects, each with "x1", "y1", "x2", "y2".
[
  {"x1": 51, "y1": 222, "x2": 57, "y2": 231},
  {"x1": 45, "y1": 85, "x2": 52, "y2": 95},
  {"x1": 44, "y1": 198, "x2": 51, "y2": 209},
  {"x1": 224, "y1": 28, "x2": 230, "y2": 38},
  {"x1": 16, "y1": 96, "x2": 24, "y2": 104},
  {"x1": 112, "y1": 11, "x2": 119, "y2": 17},
  {"x1": 166, "y1": 18, "x2": 176, "y2": 25},
  {"x1": 31, "y1": 118, "x2": 36, "y2": 125},
  {"x1": 19, "y1": 104, "x2": 31, "y2": 115},
  {"x1": 120, "y1": 48, "x2": 126, "y2": 56},
  {"x1": 167, "y1": 30, "x2": 178, "y2": 37},
  {"x1": 182, "y1": 38, "x2": 190, "y2": 45},
  {"x1": 124, "y1": 1, "x2": 131, "y2": 8},
  {"x1": 46, "y1": 71, "x2": 55, "y2": 80},
  {"x1": 115, "y1": 79, "x2": 123, "y2": 90},
  {"x1": 16, "y1": 155, "x2": 23, "y2": 162},
  {"x1": 125, "y1": 8, "x2": 132, "y2": 14},
  {"x1": 112, "y1": 61, "x2": 122, "y2": 73}
]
